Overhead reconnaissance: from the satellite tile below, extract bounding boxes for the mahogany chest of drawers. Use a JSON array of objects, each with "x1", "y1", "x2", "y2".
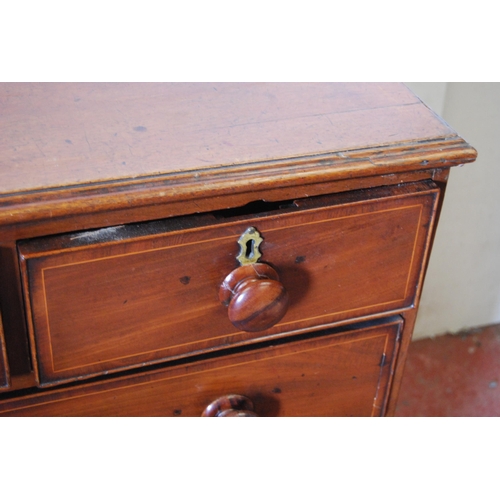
[{"x1": 0, "y1": 83, "x2": 476, "y2": 416}]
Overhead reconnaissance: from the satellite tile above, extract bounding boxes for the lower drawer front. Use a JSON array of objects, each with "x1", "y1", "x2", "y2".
[{"x1": 0, "y1": 317, "x2": 402, "y2": 416}]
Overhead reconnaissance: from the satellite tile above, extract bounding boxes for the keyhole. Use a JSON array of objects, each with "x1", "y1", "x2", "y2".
[
  {"x1": 246, "y1": 239, "x2": 255, "y2": 260},
  {"x1": 236, "y1": 227, "x2": 263, "y2": 265}
]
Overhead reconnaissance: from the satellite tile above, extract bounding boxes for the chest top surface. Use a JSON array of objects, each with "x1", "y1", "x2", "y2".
[
  {"x1": 0, "y1": 83, "x2": 477, "y2": 230},
  {"x1": 0, "y1": 83, "x2": 474, "y2": 193}
]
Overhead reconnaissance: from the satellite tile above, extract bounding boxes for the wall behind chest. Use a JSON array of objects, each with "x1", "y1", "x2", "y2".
[{"x1": 406, "y1": 83, "x2": 500, "y2": 339}]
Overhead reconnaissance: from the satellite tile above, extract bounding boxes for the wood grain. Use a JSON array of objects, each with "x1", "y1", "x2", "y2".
[
  {"x1": 0, "y1": 84, "x2": 475, "y2": 227},
  {"x1": 0, "y1": 317, "x2": 402, "y2": 416},
  {"x1": 0, "y1": 83, "x2": 446, "y2": 193},
  {"x1": 220, "y1": 263, "x2": 289, "y2": 332}
]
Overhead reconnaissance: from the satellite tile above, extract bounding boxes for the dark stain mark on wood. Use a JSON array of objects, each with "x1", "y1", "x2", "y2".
[
  {"x1": 352, "y1": 376, "x2": 357, "y2": 380},
  {"x1": 180, "y1": 276, "x2": 191, "y2": 285},
  {"x1": 379, "y1": 353, "x2": 387, "y2": 367},
  {"x1": 295, "y1": 255, "x2": 306, "y2": 264},
  {"x1": 123, "y1": 299, "x2": 128, "y2": 305},
  {"x1": 133, "y1": 126, "x2": 147, "y2": 132},
  {"x1": 272, "y1": 387, "x2": 282, "y2": 393},
  {"x1": 173, "y1": 409, "x2": 182, "y2": 416}
]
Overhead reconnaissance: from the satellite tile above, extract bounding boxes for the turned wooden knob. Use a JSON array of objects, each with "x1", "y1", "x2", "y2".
[
  {"x1": 219, "y1": 262, "x2": 289, "y2": 332},
  {"x1": 202, "y1": 394, "x2": 258, "y2": 417}
]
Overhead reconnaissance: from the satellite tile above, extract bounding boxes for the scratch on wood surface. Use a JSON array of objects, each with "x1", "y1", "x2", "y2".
[
  {"x1": 69, "y1": 226, "x2": 124, "y2": 241},
  {"x1": 34, "y1": 141, "x2": 46, "y2": 158},
  {"x1": 84, "y1": 131, "x2": 92, "y2": 152}
]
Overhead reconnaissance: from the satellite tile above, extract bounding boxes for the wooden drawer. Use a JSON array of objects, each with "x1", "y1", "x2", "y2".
[
  {"x1": 0, "y1": 317, "x2": 402, "y2": 416},
  {"x1": 19, "y1": 181, "x2": 438, "y2": 386}
]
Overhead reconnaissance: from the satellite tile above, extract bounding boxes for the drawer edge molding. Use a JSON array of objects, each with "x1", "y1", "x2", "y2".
[{"x1": 0, "y1": 138, "x2": 475, "y2": 226}]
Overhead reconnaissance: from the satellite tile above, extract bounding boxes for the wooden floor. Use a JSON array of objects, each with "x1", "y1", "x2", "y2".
[{"x1": 394, "y1": 323, "x2": 500, "y2": 416}]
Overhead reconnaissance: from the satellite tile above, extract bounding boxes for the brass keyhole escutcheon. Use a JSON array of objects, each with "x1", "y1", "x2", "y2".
[
  {"x1": 236, "y1": 227, "x2": 263, "y2": 266},
  {"x1": 220, "y1": 227, "x2": 289, "y2": 332}
]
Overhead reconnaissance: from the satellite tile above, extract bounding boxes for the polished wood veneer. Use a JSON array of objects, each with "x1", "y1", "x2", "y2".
[
  {"x1": 0, "y1": 318, "x2": 402, "y2": 417},
  {"x1": 0, "y1": 83, "x2": 476, "y2": 415}
]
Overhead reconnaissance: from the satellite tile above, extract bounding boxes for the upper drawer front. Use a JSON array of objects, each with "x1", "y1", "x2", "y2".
[
  {"x1": 19, "y1": 181, "x2": 438, "y2": 386},
  {"x1": 0, "y1": 317, "x2": 402, "y2": 416}
]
